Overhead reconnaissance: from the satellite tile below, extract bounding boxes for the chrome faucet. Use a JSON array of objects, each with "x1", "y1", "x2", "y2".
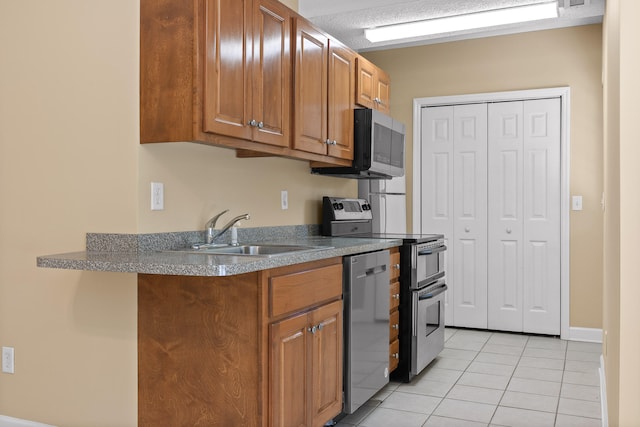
[{"x1": 193, "y1": 210, "x2": 250, "y2": 249}]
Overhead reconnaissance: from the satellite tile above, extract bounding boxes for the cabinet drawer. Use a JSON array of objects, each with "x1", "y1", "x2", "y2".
[
  {"x1": 390, "y1": 280, "x2": 400, "y2": 311},
  {"x1": 390, "y1": 250, "x2": 400, "y2": 280},
  {"x1": 389, "y1": 339, "x2": 399, "y2": 372},
  {"x1": 389, "y1": 308, "x2": 399, "y2": 342},
  {"x1": 270, "y1": 263, "x2": 342, "y2": 318}
]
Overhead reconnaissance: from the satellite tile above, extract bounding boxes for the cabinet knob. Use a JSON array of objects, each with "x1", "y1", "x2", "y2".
[
  {"x1": 374, "y1": 97, "x2": 380, "y2": 104},
  {"x1": 332, "y1": 140, "x2": 338, "y2": 145},
  {"x1": 506, "y1": 228, "x2": 512, "y2": 234},
  {"x1": 393, "y1": 293, "x2": 400, "y2": 300},
  {"x1": 308, "y1": 325, "x2": 317, "y2": 334},
  {"x1": 317, "y1": 323, "x2": 324, "y2": 331},
  {"x1": 257, "y1": 121, "x2": 264, "y2": 129},
  {"x1": 325, "y1": 139, "x2": 332, "y2": 145},
  {"x1": 465, "y1": 227, "x2": 470, "y2": 232},
  {"x1": 394, "y1": 264, "x2": 400, "y2": 270},
  {"x1": 392, "y1": 353, "x2": 399, "y2": 359},
  {"x1": 392, "y1": 324, "x2": 399, "y2": 330},
  {"x1": 248, "y1": 119, "x2": 257, "y2": 127}
]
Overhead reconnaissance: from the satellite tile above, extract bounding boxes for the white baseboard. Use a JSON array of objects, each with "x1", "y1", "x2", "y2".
[
  {"x1": 600, "y1": 355, "x2": 608, "y2": 427},
  {"x1": 568, "y1": 327, "x2": 603, "y2": 343}
]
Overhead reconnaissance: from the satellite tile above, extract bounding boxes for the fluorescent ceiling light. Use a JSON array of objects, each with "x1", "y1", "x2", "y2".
[{"x1": 364, "y1": 1, "x2": 558, "y2": 42}]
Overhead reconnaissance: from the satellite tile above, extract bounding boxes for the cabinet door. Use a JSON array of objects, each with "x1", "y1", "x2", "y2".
[
  {"x1": 203, "y1": 0, "x2": 253, "y2": 140},
  {"x1": 355, "y1": 57, "x2": 376, "y2": 109},
  {"x1": 452, "y1": 103, "x2": 488, "y2": 329},
  {"x1": 327, "y1": 39, "x2": 355, "y2": 160},
  {"x1": 309, "y1": 300, "x2": 343, "y2": 427},
  {"x1": 252, "y1": 0, "x2": 290, "y2": 147},
  {"x1": 292, "y1": 18, "x2": 328, "y2": 155},
  {"x1": 271, "y1": 311, "x2": 310, "y2": 427},
  {"x1": 375, "y1": 68, "x2": 391, "y2": 114}
]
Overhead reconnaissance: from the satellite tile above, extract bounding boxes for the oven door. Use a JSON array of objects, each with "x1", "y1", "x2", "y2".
[
  {"x1": 413, "y1": 244, "x2": 446, "y2": 289},
  {"x1": 411, "y1": 280, "x2": 447, "y2": 376}
]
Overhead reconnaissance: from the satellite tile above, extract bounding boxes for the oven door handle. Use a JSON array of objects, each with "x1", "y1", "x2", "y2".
[
  {"x1": 418, "y1": 284, "x2": 448, "y2": 300},
  {"x1": 417, "y1": 245, "x2": 447, "y2": 256}
]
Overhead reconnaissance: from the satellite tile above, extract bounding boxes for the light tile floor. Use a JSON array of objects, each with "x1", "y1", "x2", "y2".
[{"x1": 336, "y1": 328, "x2": 602, "y2": 427}]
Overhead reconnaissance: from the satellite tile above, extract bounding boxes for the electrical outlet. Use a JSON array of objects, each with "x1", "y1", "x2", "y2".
[
  {"x1": 2, "y1": 346, "x2": 14, "y2": 374},
  {"x1": 151, "y1": 182, "x2": 164, "y2": 211},
  {"x1": 281, "y1": 190, "x2": 288, "y2": 210}
]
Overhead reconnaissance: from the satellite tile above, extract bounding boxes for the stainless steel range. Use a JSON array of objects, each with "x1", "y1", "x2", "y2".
[{"x1": 322, "y1": 196, "x2": 448, "y2": 385}]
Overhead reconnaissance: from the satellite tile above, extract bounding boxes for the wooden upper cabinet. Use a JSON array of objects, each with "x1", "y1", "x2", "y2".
[
  {"x1": 355, "y1": 56, "x2": 391, "y2": 114},
  {"x1": 203, "y1": 0, "x2": 290, "y2": 147},
  {"x1": 292, "y1": 18, "x2": 354, "y2": 161},
  {"x1": 327, "y1": 39, "x2": 355, "y2": 160},
  {"x1": 292, "y1": 18, "x2": 328, "y2": 155}
]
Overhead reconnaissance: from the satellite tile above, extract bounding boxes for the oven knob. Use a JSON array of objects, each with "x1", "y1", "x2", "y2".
[
  {"x1": 332, "y1": 203, "x2": 341, "y2": 210},
  {"x1": 465, "y1": 227, "x2": 470, "y2": 232},
  {"x1": 338, "y1": 203, "x2": 344, "y2": 210}
]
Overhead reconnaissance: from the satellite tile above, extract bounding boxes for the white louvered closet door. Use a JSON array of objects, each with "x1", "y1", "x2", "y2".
[
  {"x1": 420, "y1": 105, "x2": 454, "y2": 325},
  {"x1": 452, "y1": 104, "x2": 488, "y2": 329},
  {"x1": 488, "y1": 101, "x2": 525, "y2": 332}
]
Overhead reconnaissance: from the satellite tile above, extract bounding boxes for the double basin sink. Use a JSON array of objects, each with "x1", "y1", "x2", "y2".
[{"x1": 167, "y1": 243, "x2": 333, "y2": 258}]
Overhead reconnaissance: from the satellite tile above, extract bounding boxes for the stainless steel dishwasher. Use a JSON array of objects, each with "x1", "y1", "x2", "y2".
[{"x1": 343, "y1": 250, "x2": 390, "y2": 414}]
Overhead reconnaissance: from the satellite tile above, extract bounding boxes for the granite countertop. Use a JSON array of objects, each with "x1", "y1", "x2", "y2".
[{"x1": 37, "y1": 225, "x2": 403, "y2": 277}]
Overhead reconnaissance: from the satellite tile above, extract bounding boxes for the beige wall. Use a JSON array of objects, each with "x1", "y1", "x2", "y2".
[
  {"x1": 0, "y1": 0, "x2": 352, "y2": 425},
  {"x1": 603, "y1": 0, "x2": 640, "y2": 424},
  {"x1": 364, "y1": 25, "x2": 604, "y2": 330},
  {"x1": 0, "y1": 1, "x2": 139, "y2": 425}
]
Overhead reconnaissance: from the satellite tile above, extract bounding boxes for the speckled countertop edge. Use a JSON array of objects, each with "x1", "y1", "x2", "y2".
[{"x1": 37, "y1": 225, "x2": 403, "y2": 277}]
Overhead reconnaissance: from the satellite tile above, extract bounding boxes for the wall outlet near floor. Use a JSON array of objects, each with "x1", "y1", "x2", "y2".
[
  {"x1": 281, "y1": 190, "x2": 288, "y2": 210},
  {"x1": 151, "y1": 182, "x2": 164, "y2": 211},
  {"x1": 2, "y1": 346, "x2": 14, "y2": 374}
]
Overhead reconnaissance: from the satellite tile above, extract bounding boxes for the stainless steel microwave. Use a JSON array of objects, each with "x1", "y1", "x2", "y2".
[{"x1": 311, "y1": 109, "x2": 405, "y2": 179}]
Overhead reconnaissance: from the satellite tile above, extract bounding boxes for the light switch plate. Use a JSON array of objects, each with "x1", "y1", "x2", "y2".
[
  {"x1": 2, "y1": 346, "x2": 14, "y2": 374},
  {"x1": 572, "y1": 195, "x2": 583, "y2": 211}
]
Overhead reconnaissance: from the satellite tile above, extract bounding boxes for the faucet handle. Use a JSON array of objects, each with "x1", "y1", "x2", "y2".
[{"x1": 205, "y1": 209, "x2": 229, "y2": 228}]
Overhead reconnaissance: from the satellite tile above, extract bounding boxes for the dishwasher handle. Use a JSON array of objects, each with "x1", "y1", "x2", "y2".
[{"x1": 355, "y1": 265, "x2": 387, "y2": 279}]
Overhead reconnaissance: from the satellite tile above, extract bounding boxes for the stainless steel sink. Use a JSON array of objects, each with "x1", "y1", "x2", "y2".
[{"x1": 166, "y1": 244, "x2": 333, "y2": 258}]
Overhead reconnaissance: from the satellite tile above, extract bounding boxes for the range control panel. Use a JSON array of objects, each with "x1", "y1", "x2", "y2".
[{"x1": 323, "y1": 197, "x2": 372, "y2": 221}]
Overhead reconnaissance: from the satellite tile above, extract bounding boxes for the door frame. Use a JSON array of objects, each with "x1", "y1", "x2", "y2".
[{"x1": 412, "y1": 87, "x2": 571, "y2": 340}]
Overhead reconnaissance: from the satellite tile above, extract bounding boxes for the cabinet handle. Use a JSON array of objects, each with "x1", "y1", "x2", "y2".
[
  {"x1": 394, "y1": 263, "x2": 400, "y2": 270},
  {"x1": 332, "y1": 140, "x2": 338, "y2": 145},
  {"x1": 374, "y1": 97, "x2": 380, "y2": 104},
  {"x1": 325, "y1": 139, "x2": 332, "y2": 145},
  {"x1": 308, "y1": 325, "x2": 317, "y2": 334},
  {"x1": 392, "y1": 353, "x2": 399, "y2": 359},
  {"x1": 248, "y1": 119, "x2": 257, "y2": 127},
  {"x1": 393, "y1": 293, "x2": 400, "y2": 300},
  {"x1": 317, "y1": 323, "x2": 323, "y2": 331},
  {"x1": 257, "y1": 121, "x2": 264, "y2": 129},
  {"x1": 392, "y1": 324, "x2": 399, "y2": 330}
]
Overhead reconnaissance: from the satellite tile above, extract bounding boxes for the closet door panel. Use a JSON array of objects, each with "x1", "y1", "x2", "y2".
[
  {"x1": 523, "y1": 98, "x2": 561, "y2": 335},
  {"x1": 488, "y1": 101, "x2": 524, "y2": 332},
  {"x1": 421, "y1": 106, "x2": 455, "y2": 325},
  {"x1": 452, "y1": 104, "x2": 487, "y2": 328}
]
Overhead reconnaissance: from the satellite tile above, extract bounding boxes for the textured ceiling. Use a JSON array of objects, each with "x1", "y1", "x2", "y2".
[{"x1": 298, "y1": 0, "x2": 604, "y2": 52}]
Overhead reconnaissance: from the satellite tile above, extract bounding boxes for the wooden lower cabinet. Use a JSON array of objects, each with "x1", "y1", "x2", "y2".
[
  {"x1": 271, "y1": 300, "x2": 342, "y2": 427},
  {"x1": 138, "y1": 257, "x2": 343, "y2": 427},
  {"x1": 389, "y1": 247, "x2": 400, "y2": 373}
]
